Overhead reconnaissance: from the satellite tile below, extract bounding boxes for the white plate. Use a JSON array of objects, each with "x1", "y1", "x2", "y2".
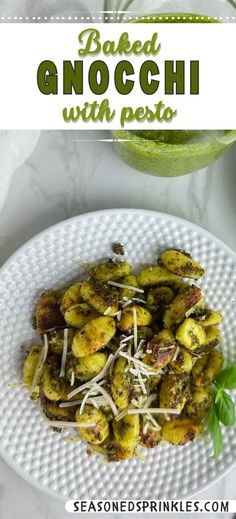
[{"x1": 0, "y1": 209, "x2": 236, "y2": 501}]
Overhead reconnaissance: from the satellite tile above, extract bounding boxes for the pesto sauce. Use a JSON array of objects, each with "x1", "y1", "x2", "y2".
[{"x1": 113, "y1": 14, "x2": 236, "y2": 177}]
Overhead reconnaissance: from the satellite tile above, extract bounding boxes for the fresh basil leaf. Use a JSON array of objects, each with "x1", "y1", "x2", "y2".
[
  {"x1": 208, "y1": 405, "x2": 223, "y2": 458},
  {"x1": 215, "y1": 390, "x2": 236, "y2": 427},
  {"x1": 215, "y1": 388, "x2": 223, "y2": 404},
  {"x1": 216, "y1": 365, "x2": 236, "y2": 390}
]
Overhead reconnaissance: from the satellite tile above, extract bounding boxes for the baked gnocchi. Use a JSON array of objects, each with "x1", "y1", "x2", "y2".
[{"x1": 22, "y1": 250, "x2": 224, "y2": 461}]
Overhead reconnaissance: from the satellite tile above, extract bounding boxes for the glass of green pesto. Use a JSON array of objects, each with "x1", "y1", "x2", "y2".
[{"x1": 112, "y1": 12, "x2": 236, "y2": 177}]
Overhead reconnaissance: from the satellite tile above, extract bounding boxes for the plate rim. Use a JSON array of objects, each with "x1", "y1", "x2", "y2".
[{"x1": 1, "y1": 207, "x2": 236, "y2": 502}]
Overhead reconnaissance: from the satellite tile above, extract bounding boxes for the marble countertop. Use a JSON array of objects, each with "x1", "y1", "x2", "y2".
[{"x1": 0, "y1": 130, "x2": 236, "y2": 518}]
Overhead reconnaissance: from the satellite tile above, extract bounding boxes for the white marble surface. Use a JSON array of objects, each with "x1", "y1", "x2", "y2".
[{"x1": 0, "y1": 131, "x2": 236, "y2": 518}]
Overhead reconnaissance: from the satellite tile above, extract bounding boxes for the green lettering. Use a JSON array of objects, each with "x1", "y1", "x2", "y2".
[
  {"x1": 37, "y1": 60, "x2": 58, "y2": 95},
  {"x1": 140, "y1": 61, "x2": 159, "y2": 95},
  {"x1": 63, "y1": 61, "x2": 83, "y2": 94},
  {"x1": 143, "y1": 33, "x2": 161, "y2": 56},
  {"x1": 78, "y1": 28, "x2": 101, "y2": 57},
  {"x1": 89, "y1": 61, "x2": 109, "y2": 95},
  {"x1": 134, "y1": 107, "x2": 146, "y2": 121},
  {"x1": 115, "y1": 61, "x2": 134, "y2": 95},
  {"x1": 120, "y1": 107, "x2": 133, "y2": 128},
  {"x1": 165, "y1": 61, "x2": 185, "y2": 95},
  {"x1": 62, "y1": 106, "x2": 80, "y2": 122},
  {"x1": 190, "y1": 61, "x2": 199, "y2": 95}
]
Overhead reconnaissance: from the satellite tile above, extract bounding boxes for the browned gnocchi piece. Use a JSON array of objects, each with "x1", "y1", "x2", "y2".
[
  {"x1": 147, "y1": 286, "x2": 175, "y2": 313},
  {"x1": 36, "y1": 290, "x2": 65, "y2": 335},
  {"x1": 162, "y1": 417, "x2": 203, "y2": 445},
  {"x1": 164, "y1": 285, "x2": 203, "y2": 329},
  {"x1": 89, "y1": 260, "x2": 131, "y2": 281},
  {"x1": 137, "y1": 265, "x2": 180, "y2": 288},
  {"x1": 76, "y1": 405, "x2": 109, "y2": 445},
  {"x1": 72, "y1": 316, "x2": 116, "y2": 357},
  {"x1": 161, "y1": 250, "x2": 205, "y2": 279},
  {"x1": 159, "y1": 374, "x2": 190, "y2": 412},
  {"x1": 64, "y1": 303, "x2": 98, "y2": 329},
  {"x1": 176, "y1": 318, "x2": 206, "y2": 350},
  {"x1": 81, "y1": 279, "x2": 118, "y2": 316},
  {"x1": 119, "y1": 305, "x2": 152, "y2": 330},
  {"x1": 143, "y1": 329, "x2": 175, "y2": 370},
  {"x1": 60, "y1": 282, "x2": 83, "y2": 315},
  {"x1": 113, "y1": 414, "x2": 140, "y2": 449}
]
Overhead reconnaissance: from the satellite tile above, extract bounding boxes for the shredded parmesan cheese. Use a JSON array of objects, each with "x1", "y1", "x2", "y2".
[
  {"x1": 80, "y1": 385, "x2": 98, "y2": 415},
  {"x1": 60, "y1": 328, "x2": 68, "y2": 378},
  {"x1": 132, "y1": 364, "x2": 147, "y2": 395},
  {"x1": 144, "y1": 394, "x2": 158, "y2": 408},
  {"x1": 67, "y1": 354, "x2": 114, "y2": 399},
  {"x1": 30, "y1": 334, "x2": 48, "y2": 394},
  {"x1": 45, "y1": 420, "x2": 96, "y2": 429},
  {"x1": 134, "y1": 350, "x2": 144, "y2": 359},
  {"x1": 109, "y1": 342, "x2": 129, "y2": 376},
  {"x1": 137, "y1": 339, "x2": 146, "y2": 352},
  {"x1": 122, "y1": 299, "x2": 133, "y2": 308},
  {"x1": 146, "y1": 414, "x2": 161, "y2": 431},
  {"x1": 119, "y1": 351, "x2": 161, "y2": 376},
  {"x1": 172, "y1": 346, "x2": 180, "y2": 363},
  {"x1": 133, "y1": 307, "x2": 138, "y2": 351},
  {"x1": 185, "y1": 298, "x2": 204, "y2": 318},
  {"x1": 115, "y1": 407, "x2": 181, "y2": 421},
  {"x1": 104, "y1": 306, "x2": 112, "y2": 315},
  {"x1": 159, "y1": 345, "x2": 176, "y2": 351},
  {"x1": 59, "y1": 399, "x2": 83, "y2": 408},
  {"x1": 120, "y1": 335, "x2": 134, "y2": 344},
  {"x1": 70, "y1": 370, "x2": 75, "y2": 387},
  {"x1": 128, "y1": 408, "x2": 181, "y2": 416},
  {"x1": 92, "y1": 382, "x2": 118, "y2": 416},
  {"x1": 108, "y1": 281, "x2": 144, "y2": 293}
]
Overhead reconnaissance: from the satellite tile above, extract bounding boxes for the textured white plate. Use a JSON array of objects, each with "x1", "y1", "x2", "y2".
[{"x1": 0, "y1": 209, "x2": 236, "y2": 501}]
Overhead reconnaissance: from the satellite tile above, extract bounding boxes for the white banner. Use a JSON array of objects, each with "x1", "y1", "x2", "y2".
[{"x1": 0, "y1": 23, "x2": 235, "y2": 130}]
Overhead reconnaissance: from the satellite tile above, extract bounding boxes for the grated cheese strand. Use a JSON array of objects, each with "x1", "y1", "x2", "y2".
[
  {"x1": 67, "y1": 354, "x2": 114, "y2": 399},
  {"x1": 144, "y1": 394, "x2": 158, "y2": 408},
  {"x1": 115, "y1": 407, "x2": 181, "y2": 421},
  {"x1": 159, "y1": 345, "x2": 176, "y2": 351},
  {"x1": 133, "y1": 307, "x2": 138, "y2": 351},
  {"x1": 136, "y1": 339, "x2": 146, "y2": 352},
  {"x1": 45, "y1": 420, "x2": 96, "y2": 429},
  {"x1": 60, "y1": 328, "x2": 68, "y2": 378},
  {"x1": 185, "y1": 298, "x2": 204, "y2": 318},
  {"x1": 146, "y1": 413, "x2": 162, "y2": 431},
  {"x1": 107, "y1": 281, "x2": 144, "y2": 293},
  {"x1": 30, "y1": 334, "x2": 48, "y2": 394},
  {"x1": 60, "y1": 399, "x2": 83, "y2": 408},
  {"x1": 172, "y1": 346, "x2": 180, "y2": 363},
  {"x1": 122, "y1": 299, "x2": 133, "y2": 308},
  {"x1": 127, "y1": 408, "x2": 181, "y2": 416},
  {"x1": 80, "y1": 385, "x2": 98, "y2": 415},
  {"x1": 120, "y1": 351, "x2": 161, "y2": 376},
  {"x1": 92, "y1": 382, "x2": 118, "y2": 416},
  {"x1": 104, "y1": 306, "x2": 112, "y2": 315},
  {"x1": 120, "y1": 335, "x2": 134, "y2": 344},
  {"x1": 132, "y1": 297, "x2": 146, "y2": 304},
  {"x1": 133, "y1": 362, "x2": 147, "y2": 395},
  {"x1": 70, "y1": 370, "x2": 75, "y2": 387},
  {"x1": 109, "y1": 342, "x2": 129, "y2": 376}
]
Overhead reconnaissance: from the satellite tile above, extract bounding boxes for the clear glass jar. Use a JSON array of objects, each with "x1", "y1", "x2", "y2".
[{"x1": 108, "y1": 1, "x2": 236, "y2": 177}]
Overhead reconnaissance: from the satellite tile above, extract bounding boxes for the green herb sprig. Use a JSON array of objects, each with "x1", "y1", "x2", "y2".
[{"x1": 208, "y1": 365, "x2": 236, "y2": 457}]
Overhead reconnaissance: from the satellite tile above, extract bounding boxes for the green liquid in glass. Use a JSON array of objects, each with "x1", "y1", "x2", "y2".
[{"x1": 113, "y1": 14, "x2": 236, "y2": 177}]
